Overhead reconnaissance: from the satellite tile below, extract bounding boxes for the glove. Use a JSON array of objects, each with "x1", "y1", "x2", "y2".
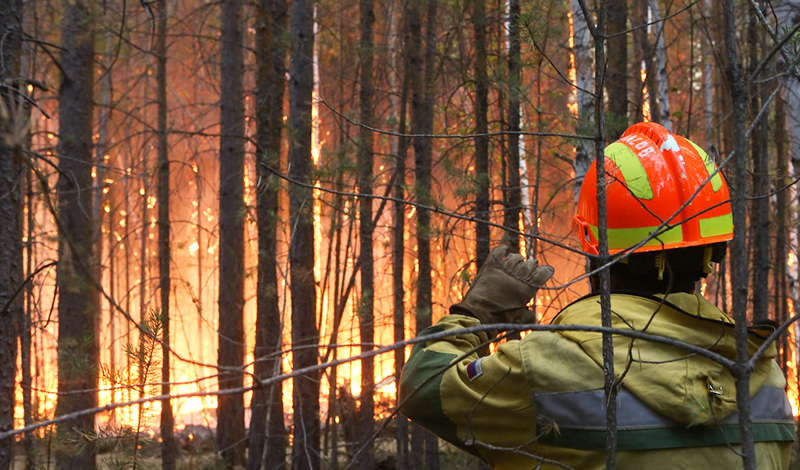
[{"x1": 451, "y1": 246, "x2": 554, "y2": 330}]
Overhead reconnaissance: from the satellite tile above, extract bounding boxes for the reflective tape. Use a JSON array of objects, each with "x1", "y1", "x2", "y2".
[
  {"x1": 688, "y1": 140, "x2": 723, "y2": 192},
  {"x1": 605, "y1": 142, "x2": 654, "y2": 200},
  {"x1": 699, "y1": 213, "x2": 734, "y2": 239},
  {"x1": 588, "y1": 224, "x2": 684, "y2": 251},
  {"x1": 533, "y1": 386, "x2": 794, "y2": 450}
]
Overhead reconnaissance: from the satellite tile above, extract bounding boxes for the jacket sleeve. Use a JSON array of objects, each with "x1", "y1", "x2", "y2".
[{"x1": 398, "y1": 314, "x2": 538, "y2": 457}]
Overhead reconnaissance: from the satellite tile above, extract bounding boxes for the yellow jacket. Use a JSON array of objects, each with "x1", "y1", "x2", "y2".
[{"x1": 399, "y1": 292, "x2": 794, "y2": 469}]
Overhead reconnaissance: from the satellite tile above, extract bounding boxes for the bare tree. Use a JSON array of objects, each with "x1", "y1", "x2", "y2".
[
  {"x1": 410, "y1": 0, "x2": 440, "y2": 467},
  {"x1": 250, "y1": 0, "x2": 289, "y2": 467},
  {"x1": 288, "y1": 0, "x2": 320, "y2": 467},
  {"x1": 0, "y1": 0, "x2": 24, "y2": 467},
  {"x1": 217, "y1": 0, "x2": 247, "y2": 465},
  {"x1": 721, "y1": 0, "x2": 757, "y2": 467},
  {"x1": 355, "y1": 0, "x2": 376, "y2": 468},
  {"x1": 606, "y1": 0, "x2": 628, "y2": 139},
  {"x1": 472, "y1": 0, "x2": 490, "y2": 268},
  {"x1": 56, "y1": 0, "x2": 99, "y2": 468},
  {"x1": 155, "y1": 0, "x2": 177, "y2": 467},
  {"x1": 393, "y1": 1, "x2": 411, "y2": 466}
]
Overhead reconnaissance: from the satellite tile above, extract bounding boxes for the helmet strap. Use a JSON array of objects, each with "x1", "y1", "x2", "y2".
[
  {"x1": 654, "y1": 253, "x2": 666, "y2": 281},
  {"x1": 703, "y1": 246, "x2": 714, "y2": 274}
]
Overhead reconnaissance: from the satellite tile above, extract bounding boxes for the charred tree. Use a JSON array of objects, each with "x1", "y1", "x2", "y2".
[
  {"x1": 288, "y1": 0, "x2": 320, "y2": 467},
  {"x1": 217, "y1": 0, "x2": 246, "y2": 465},
  {"x1": 56, "y1": 0, "x2": 98, "y2": 468},
  {"x1": 0, "y1": 0, "x2": 23, "y2": 466},
  {"x1": 472, "y1": 0, "x2": 490, "y2": 268},
  {"x1": 355, "y1": 0, "x2": 376, "y2": 468},
  {"x1": 155, "y1": 0, "x2": 177, "y2": 467},
  {"x1": 250, "y1": 0, "x2": 288, "y2": 468}
]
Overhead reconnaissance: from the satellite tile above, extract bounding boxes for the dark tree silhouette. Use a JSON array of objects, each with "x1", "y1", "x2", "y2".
[{"x1": 56, "y1": 0, "x2": 99, "y2": 468}]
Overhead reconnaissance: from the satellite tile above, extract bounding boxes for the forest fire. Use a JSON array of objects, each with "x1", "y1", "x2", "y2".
[{"x1": 3, "y1": 0, "x2": 800, "y2": 468}]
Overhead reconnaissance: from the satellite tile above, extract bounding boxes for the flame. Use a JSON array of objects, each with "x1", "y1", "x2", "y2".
[
  {"x1": 567, "y1": 12, "x2": 578, "y2": 118},
  {"x1": 641, "y1": 68, "x2": 651, "y2": 121},
  {"x1": 787, "y1": 299, "x2": 799, "y2": 417}
]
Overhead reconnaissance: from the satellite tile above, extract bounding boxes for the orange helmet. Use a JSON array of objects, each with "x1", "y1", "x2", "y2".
[{"x1": 573, "y1": 122, "x2": 733, "y2": 256}]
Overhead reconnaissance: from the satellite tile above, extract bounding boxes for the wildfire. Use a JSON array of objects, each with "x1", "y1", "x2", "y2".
[
  {"x1": 567, "y1": 11, "x2": 578, "y2": 119},
  {"x1": 786, "y1": 299, "x2": 799, "y2": 417}
]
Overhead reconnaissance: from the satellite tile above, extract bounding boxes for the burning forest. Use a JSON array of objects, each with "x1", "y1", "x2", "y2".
[{"x1": 1, "y1": 0, "x2": 800, "y2": 468}]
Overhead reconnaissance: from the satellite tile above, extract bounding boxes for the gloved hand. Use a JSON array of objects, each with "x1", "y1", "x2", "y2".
[{"x1": 451, "y1": 246, "x2": 554, "y2": 329}]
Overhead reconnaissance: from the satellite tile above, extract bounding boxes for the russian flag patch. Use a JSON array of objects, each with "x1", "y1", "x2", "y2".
[{"x1": 465, "y1": 357, "x2": 484, "y2": 382}]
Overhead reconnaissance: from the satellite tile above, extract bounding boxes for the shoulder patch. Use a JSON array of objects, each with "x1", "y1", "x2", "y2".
[{"x1": 466, "y1": 357, "x2": 485, "y2": 381}]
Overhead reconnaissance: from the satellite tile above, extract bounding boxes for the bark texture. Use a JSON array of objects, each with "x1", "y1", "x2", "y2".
[
  {"x1": 250, "y1": 0, "x2": 288, "y2": 467},
  {"x1": 0, "y1": 0, "x2": 23, "y2": 466},
  {"x1": 472, "y1": 0, "x2": 490, "y2": 268},
  {"x1": 355, "y1": 0, "x2": 376, "y2": 467},
  {"x1": 156, "y1": 0, "x2": 177, "y2": 467},
  {"x1": 606, "y1": 0, "x2": 628, "y2": 139},
  {"x1": 217, "y1": 0, "x2": 246, "y2": 465},
  {"x1": 504, "y1": 0, "x2": 522, "y2": 252},
  {"x1": 56, "y1": 1, "x2": 98, "y2": 468},
  {"x1": 288, "y1": 0, "x2": 320, "y2": 467}
]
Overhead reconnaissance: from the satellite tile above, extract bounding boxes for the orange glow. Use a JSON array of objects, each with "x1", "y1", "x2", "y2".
[
  {"x1": 787, "y1": 299, "x2": 799, "y2": 417},
  {"x1": 567, "y1": 12, "x2": 578, "y2": 118},
  {"x1": 641, "y1": 68, "x2": 651, "y2": 121}
]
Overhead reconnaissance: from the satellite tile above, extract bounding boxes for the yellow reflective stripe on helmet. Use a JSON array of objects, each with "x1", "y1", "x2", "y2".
[
  {"x1": 605, "y1": 142, "x2": 654, "y2": 200},
  {"x1": 688, "y1": 141, "x2": 723, "y2": 192},
  {"x1": 588, "y1": 224, "x2": 683, "y2": 251},
  {"x1": 699, "y1": 213, "x2": 733, "y2": 238}
]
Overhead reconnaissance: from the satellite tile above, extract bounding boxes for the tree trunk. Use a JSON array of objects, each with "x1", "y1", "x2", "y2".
[
  {"x1": 155, "y1": 0, "x2": 176, "y2": 467},
  {"x1": 701, "y1": 0, "x2": 714, "y2": 145},
  {"x1": 250, "y1": 0, "x2": 288, "y2": 468},
  {"x1": 393, "y1": 1, "x2": 411, "y2": 467},
  {"x1": 748, "y1": 4, "x2": 769, "y2": 323},
  {"x1": 631, "y1": 0, "x2": 657, "y2": 123},
  {"x1": 420, "y1": 1, "x2": 440, "y2": 467},
  {"x1": 774, "y1": 94, "x2": 789, "y2": 375},
  {"x1": 504, "y1": 0, "x2": 521, "y2": 253},
  {"x1": 355, "y1": 0, "x2": 376, "y2": 468},
  {"x1": 472, "y1": 0, "x2": 490, "y2": 268},
  {"x1": 648, "y1": 0, "x2": 671, "y2": 130},
  {"x1": 721, "y1": 0, "x2": 756, "y2": 467},
  {"x1": 606, "y1": 0, "x2": 628, "y2": 139},
  {"x1": 0, "y1": 0, "x2": 23, "y2": 466},
  {"x1": 56, "y1": 0, "x2": 98, "y2": 468},
  {"x1": 288, "y1": 0, "x2": 320, "y2": 467},
  {"x1": 217, "y1": 0, "x2": 246, "y2": 465}
]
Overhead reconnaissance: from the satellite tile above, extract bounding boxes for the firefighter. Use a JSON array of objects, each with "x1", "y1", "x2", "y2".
[{"x1": 398, "y1": 122, "x2": 794, "y2": 469}]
